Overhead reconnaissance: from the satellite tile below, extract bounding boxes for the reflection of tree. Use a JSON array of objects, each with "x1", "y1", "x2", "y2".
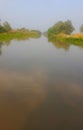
[
  {"x1": 52, "y1": 41, "x2": 70, "y2": 51},
  {"x1": 48, "y1": 37, "x2": 70, "y2": 51},
  {"x1": 0, "y1": 41, "x2": 10, "y2": 56},
  {"x1": 48, "y1": 36, "x2": 83, "y2": 50}
]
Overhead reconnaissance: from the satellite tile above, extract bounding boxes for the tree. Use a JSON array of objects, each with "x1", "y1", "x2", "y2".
[
  {"x1": 0, "y1": 25, "x2": 5, "y2": 33},
  {"x1": 3, "y1": 21, "x2": 12, "y2": 32},
  {"x1": 0, "y1": 21, "x2": 12, "y2": 33},
  {"x1": 48, "y1": 20, "x2": 75, "y2": 35},
  {"x1": 80, "y1": 25, "x2": 83, "y2": 33},
  {"x1": 63, "y1": 20, "x2": 75, "y2": 34}
]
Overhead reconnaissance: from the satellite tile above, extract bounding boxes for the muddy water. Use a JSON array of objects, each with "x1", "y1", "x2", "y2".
[{"x1": 0, "y1": 36, "x2": 83, "y2": 130}]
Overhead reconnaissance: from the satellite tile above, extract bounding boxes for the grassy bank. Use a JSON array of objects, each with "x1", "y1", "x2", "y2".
[
  {"x1": 0, "y1": 31, "x2": 41, "y2": 43},
  {"x1": 48, "y1": 33, "x2": 83, "y2": 48}
]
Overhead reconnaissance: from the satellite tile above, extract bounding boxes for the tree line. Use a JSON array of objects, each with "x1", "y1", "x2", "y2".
[
  {"x1": 48, "y1": 20, "x2": 83, "y2": 35},
  {"x1": 0, "y1": 19, "x2": 83, "y2": 34}
]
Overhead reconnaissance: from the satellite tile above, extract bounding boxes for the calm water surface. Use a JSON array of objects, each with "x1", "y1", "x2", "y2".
[{"x1": 0, "y1": 36, "x2": 83, "y2": 130}]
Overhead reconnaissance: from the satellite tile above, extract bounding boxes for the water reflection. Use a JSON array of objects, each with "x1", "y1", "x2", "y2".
[
  {"x1": 0, "y1": 34, "x2": 41, "y2": 55},
  {"x1": 48, "y1": 37, "x2": 83, "y2": 50},
  {"x1": 0, "y1": 69, "x2": 83, "y2": 130},
  {"x1": 0, "y1": 41, "x2": 10, "y2": 55},
  {"x1": 0, "y1": 69, "x2": 47, "y2": 130},
  {"x1": 0, "y1": 36, "x2": 83, "y2": 130},
  {"x1": 0, "y1": 35, "x2": 83, "y2": 54},
  {"x1": 50, "y1": 41, "x2": 70, "y2": 50}
]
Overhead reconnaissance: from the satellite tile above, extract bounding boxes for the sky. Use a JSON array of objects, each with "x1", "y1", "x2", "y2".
[{"x1": 0, "y1": 0, "x2": 83, "y2": 32}]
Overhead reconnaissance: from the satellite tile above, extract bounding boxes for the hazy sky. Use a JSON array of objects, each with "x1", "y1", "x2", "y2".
[{"x1": 0, "y1": 0, "x2": 83, "y2": 31}]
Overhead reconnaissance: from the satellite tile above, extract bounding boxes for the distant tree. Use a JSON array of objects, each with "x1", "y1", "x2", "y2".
[
  {"x1": 31, "y1": 30, "x2": 41, "y2": 34},
  {"x1": 63, "y1": 20, "x2": 75, "y2": 34},
  {"x1": 80, "y1": 25, "x2": 83, "y2": 33},
  {"x1": 0, "y1": 25, "x2": 5, "y2": 33},
  {"x1": 17, "y1": 28, "x2": 29, "y2": 32},
  {"x1": 3, "y1": 21, "x2": 12, "y2": 32},
  {"x1": 0, "y1": 21, "x2": 12, "y2": 33},
  {"x1": 48, "y1": 20, "x2": 75, "y2": 35}
]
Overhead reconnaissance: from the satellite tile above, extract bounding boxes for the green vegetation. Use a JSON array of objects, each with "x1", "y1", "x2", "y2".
[
  {"x1": 0, "y1": 19, "x2": 83, "y2": 50},
  {"x1": 48, "y1": 33, "x2": 83, "y2": 50},
  {"x1": 0, "y1": 21, "x2": 12, "y2": 33},
  {"x1": 0, "y1": 31, "x2": 41, "y2": 43},
  {"x1": 47, "y1": 20, "x2": 83, "y2": 49},
  {"x1": 48, "y1": 20, "x2": 74, "y2": 35},
  {"x1": 0, "y1": 20, "x2": 41, "y2": 43}
]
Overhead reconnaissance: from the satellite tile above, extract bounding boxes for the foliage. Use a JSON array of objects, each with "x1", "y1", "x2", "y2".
[
  {"x1": 48, "y1": 20, "x2": 75, "y2": 35},
  {"x1": 3, "y1": 21, "x2": 12, "y2": 32},
  {"x1": 48, "y1": 34, "x2": 83, "y2": 50},
  {"x1": 17, "y1": 28, "x2": 29, "y2": 32},
  {"x1": 0, "y1": 25, "x2": 6, "y2": 33},
  {"x1": 0, "y1": 21, "x2": 12, "y2": 33},
  {"x1": 0, "y1": 20, "x2": 41, "y2": 41},
  {"x1": 30, "y1": 30, "x2": 41, "y2": 38},
  {"x1": 0, "y1": 31, "x2": 41, "y2": 43}
]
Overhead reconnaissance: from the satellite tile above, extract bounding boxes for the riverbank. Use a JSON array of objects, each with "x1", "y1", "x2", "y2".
[
  {"x1": 0, "y1": 30, "x2": 41, "y2": 43},
  {"x1": 48, "y1": 33, "x2": 83, "y2": 47}
]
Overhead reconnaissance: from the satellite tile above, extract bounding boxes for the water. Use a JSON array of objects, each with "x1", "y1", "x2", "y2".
[{"x1": 0, "y1": 36, "x2": 83, "y2": 130}]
